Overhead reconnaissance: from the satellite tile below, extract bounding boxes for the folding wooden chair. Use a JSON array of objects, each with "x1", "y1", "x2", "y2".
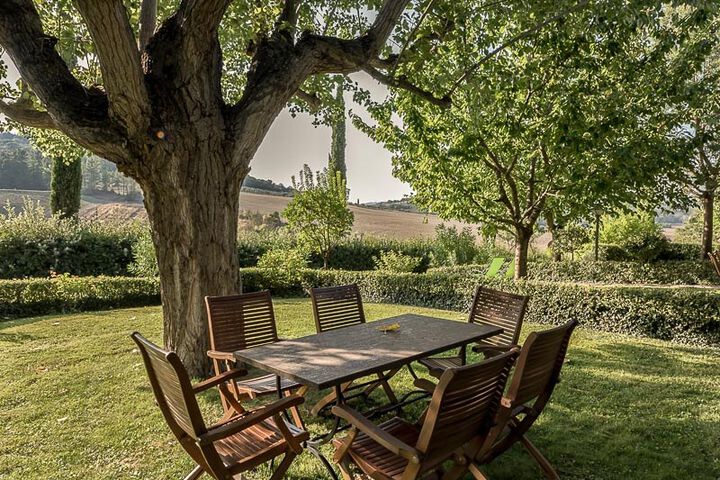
[
  {"x1": 309, "y1": 284, "x2": 400, "y2": 416},
  {"x1": 451, "y1": 320, "x2": 578, "y2": 480},
  {"x1": 131, "y1": 332, "x2": 308, "y2": 480},
  {"x1": 205, "y1": 291, "x2": 306, "y2": 426},
  {"x1": 418, "y1": 286, "x2": 528, "y2": 378},
  {"x1": 332, "y1": 349, "x2": 519, "y2": 480}
]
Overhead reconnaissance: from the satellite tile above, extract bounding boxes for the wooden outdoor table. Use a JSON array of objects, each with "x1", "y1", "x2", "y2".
[
  {"x1": 233, "y1": 313, "x2": 502, "y2": 480},
  {"x1": 233, "y1": 313, "x2": 503, "y2": 390}
]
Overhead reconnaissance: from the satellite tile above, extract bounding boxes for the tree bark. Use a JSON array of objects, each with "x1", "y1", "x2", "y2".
[
  {"x1": 142, "y1": 147, "x2": 242, "y2": 376},
  {"x1": 514, "y1": 226, "x2": 532, "y2": 280},
  {"x1": 701, "y1": 190, "x2": 715, "y2": 260}
]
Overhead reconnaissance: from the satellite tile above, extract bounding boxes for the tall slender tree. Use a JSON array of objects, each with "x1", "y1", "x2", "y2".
[
  {"x1": 328, "y1": 84, "x2": 347, "y2": 180},
  {"x1": 50, "y1": 155, "x2": 81, "y2": 218}
]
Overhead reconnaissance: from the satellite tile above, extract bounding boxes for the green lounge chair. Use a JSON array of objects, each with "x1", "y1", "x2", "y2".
[
  {"x1": 485, "y1": 257, "x2": 506, "y2": 278},
  {"x1": 505, "y1": 260, "x2": 515, "y2": 279}
]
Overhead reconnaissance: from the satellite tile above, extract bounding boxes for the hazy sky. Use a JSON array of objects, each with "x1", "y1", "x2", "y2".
[{"x1": 2, "y1": 53, "x2": 410, "y2": 202}]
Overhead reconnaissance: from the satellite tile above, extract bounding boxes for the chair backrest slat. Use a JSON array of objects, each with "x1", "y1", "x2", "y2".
[
  {"x1": 416, "y1": 350, "x2": 518, "y2": 455},
  {"x1": 469, "y1": 286, "x2": 528, "y2": 347},
  {"x1": 205, "y1": 291, "x2": 279, "y2": 352},
  {"x1": 310, "y1": 284, "x2": 365, "y2": 333},
  {"x1": 131, "y1": 333, "x2": 206, "y2": 440},
  {"x1": 507, "y1": 320, "x2": 577, "y2": 406}
]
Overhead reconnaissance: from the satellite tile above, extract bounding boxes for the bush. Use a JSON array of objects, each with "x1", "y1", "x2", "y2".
[
  {"x1": 240, "y1": 268, "x2": 720, "y2": 347},
  {"x1": 589, "y1": 242, "x2": 703, "y2": 262},
  {"x1": 600, "y1": 212, "x2": 668, "y2": 261},
  {"x1": 0, "y1": 200, "x2": 138, "y2": 279},
  {"x1": 431, "y1": 224, "x2": 479, "y2": 266},
  {"x1": 128, "y1": 229, "x2": 158, "y2": 277},
  {"x1": 255, "y1": 248, "x2": 308, "y2": 290},
  {"x1": 0, "y1": 275, "x2": 160, "y2": 318},
  {"x1": 373, "y1": 251, "x2": 424, "y2": 273}
]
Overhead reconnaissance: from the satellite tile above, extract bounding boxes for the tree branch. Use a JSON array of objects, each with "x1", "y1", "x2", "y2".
[
  {"x1": 138, "y1": 0, "x2": 157, "y2": 50},
  {"x1": 446, "y1": 0, "x2": 589, "y2": 96},
  {"x1": 178, "y1": 0, "x2": 233, "y2": 37},
  {"x1": 0, "y1": 98, "x2": 56, "y2": 129},
  {"x1": 295, "y1": 89, "x2": 321, "y2": 111},
  {"x1": 0, "y1": 0, "x2": 128, "y2": 161},
  {"x1": 75, "y1": 0, "x2": 151, "y2": 138},
  {"x1": 363, "y1": 65, "x2": 450, "y2": 108}
]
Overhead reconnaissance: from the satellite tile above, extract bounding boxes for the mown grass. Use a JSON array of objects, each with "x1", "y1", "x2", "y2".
[{"x1": 0, "y1": 299, "x2": 718, "y2": 479}]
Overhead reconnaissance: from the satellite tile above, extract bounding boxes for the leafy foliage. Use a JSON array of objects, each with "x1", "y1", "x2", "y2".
[
  {"x1": 600, "y1": 212, "x2": 669, "y2": 261},
  {"x1": 552, "y1": 223, "x2": 591, "y2": 261},
  {"x1": 49, "y1": 155, "x2": 81, "y2": 218},
  {"x1": 255, "y1": 248, "x2": 309, "y2": 290},
  {"x1": 430, "y1": 224, "x2": 480, "y2": 266},
  {"x1": 0, "y1": 200, "x2": 138, "y2": 278},
  {"x1": 373, "y1": 250, "x2": 424, "y2": 273},
  {"x1": 284, "y1": 166, "x2": 354, "y2": 267}
]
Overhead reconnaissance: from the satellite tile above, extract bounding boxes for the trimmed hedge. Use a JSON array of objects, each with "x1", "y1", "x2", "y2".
[
  {"x1": 3, "y1": 269, "x2": 718, "y2": 348},
  {"x1": 594, "y1": 242, "x2": 702, "y2": 262},
  {"x1": 0, "y1": 276, "x2": 160, "y2": 318},
  {"x1": 241, "y1": 268, "x2": 720, "y2": 347},
  {"x1": 428, "y1": 260, "x2": 719, "y2": 286}
]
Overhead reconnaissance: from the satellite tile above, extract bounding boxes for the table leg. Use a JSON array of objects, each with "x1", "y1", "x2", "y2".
[{"x1": 306, "y1": 385, "x2": 344, "y2": 480}]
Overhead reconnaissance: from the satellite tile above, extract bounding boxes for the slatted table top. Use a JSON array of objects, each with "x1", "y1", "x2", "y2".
[{"x1": 233, "y1": 314, "x2": 502, "y2": 390}]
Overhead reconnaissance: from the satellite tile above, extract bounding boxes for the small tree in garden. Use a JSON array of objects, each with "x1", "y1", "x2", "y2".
[
  {"x1": 552, "y1": 223, "x2": 590, "y2": 261},
  {"x1": 284, "y1": 165, "x2": 353, "y2": 268}
]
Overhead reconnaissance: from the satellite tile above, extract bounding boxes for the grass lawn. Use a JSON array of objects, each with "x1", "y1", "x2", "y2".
[{"x1": 1, "y1": 299, "x2": 718, "y2": 479}]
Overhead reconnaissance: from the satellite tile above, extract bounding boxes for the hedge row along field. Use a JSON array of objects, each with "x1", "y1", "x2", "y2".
[{"x1": 3, "y1": 269, "x2": 718, "y2": 347}]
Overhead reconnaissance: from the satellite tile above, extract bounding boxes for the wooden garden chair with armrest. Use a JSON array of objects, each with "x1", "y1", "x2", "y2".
[
  {"x1": 441, "y1": 319, "x2": 578, "y2": 480},
  {"x1": 331, "y1": 349, "x2": 519, "y2": 480},
  {"x1": 205, "y1": 291, "x2": 307, "y2": 427},
  {"x1": 131, "y1": 332, "x2": 309, "y2": 480},
  {"x1": 309, "y1": 284, "x2": 401, "y2": 416},
  {"x1": 418, "y1": 286, "x2": 528, "y2": 378}
]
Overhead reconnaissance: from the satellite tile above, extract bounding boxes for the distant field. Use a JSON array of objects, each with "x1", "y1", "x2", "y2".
[{"x1": 0, "y1": 189, "x2": 482, "y2": 240}]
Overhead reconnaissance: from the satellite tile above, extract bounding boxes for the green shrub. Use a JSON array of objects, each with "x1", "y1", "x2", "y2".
[
  {"x1": 373, "y1": 250, "x2": 424, "y2": 273},
  {"x1": 240, "y1": 267, "x2": 720, "y2": 346},
  {"x1": 588, "y1": 242, "x2": 702, "y2": 262},
  {"x1": 431, "y1": 224, "x2": 479, "y2": 266},
  {"x1": 600, "y1": 212, "x2": 668, "y2": 261},
  {"x1": 128, "y1": 229, "x2": 158, "y2": 277},
  {"x1": 255, "y1": 248, "x2": 308, "y2": 290},
  {"x1": 0, "y1": 275, "x2": 160, "y2": 318},
  {"x1": 0, "y1": 200, "x2": 138, "y2": 279}
]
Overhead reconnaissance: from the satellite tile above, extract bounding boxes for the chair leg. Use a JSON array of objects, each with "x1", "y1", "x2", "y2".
[
  {"x1": 269, "y1": 452, "x2": 296, "y2": 480},
  {"x1": 183, "y1": 465, "x2": 204, "y2": 480},
  {"x1": 519, "y1": 435, "x2": 560, "y2": 480},
  {"x1": 467, "y1": 463, "x2": 489, "y2": 480},
  {"x1": 283, "y1": 390, "x2": 306, "y2": 429},
  {"x1": 337, "y1": 457, "x2": 355, "y2": 480}
]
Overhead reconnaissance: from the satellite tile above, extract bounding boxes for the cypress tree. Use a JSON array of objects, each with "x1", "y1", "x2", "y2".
[
  {"x1": 50, "y1": 156, "x2": 82, "y2": 218},
  {"x1": 328, "y1": 85, "x2": 347, "y2": 180}
]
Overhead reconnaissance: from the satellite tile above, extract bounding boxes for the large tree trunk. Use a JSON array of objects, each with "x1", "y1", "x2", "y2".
[
  {"x1": 141, "y1": 147, "x2": 243, "y2": 376},
  {"x1": 701, "y1": 190, "x2": 715, "y2": 260},
  {"x1": 514, "y1": 226, "x2": 532, "y2": 280}
]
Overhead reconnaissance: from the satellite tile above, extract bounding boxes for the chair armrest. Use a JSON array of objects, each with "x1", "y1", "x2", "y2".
[
  {"x1": 413, "y1": 378, "x2": 437, "y2": 393},
  {"x1": 192, "y1": 368, "x2": 247, "y2": 394},
  {"x1": 207, "y1": 350, "x2": 236, "y2": 362},
  {"x1": 199, "y1": 395, "x2": 305, "y2": 445},
  {"x1": 331, "y1": 405, "x2": 420, "y2": 464},
  {"x1": 471, "y1": 344, "x2": 514, "y2": 354}
]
